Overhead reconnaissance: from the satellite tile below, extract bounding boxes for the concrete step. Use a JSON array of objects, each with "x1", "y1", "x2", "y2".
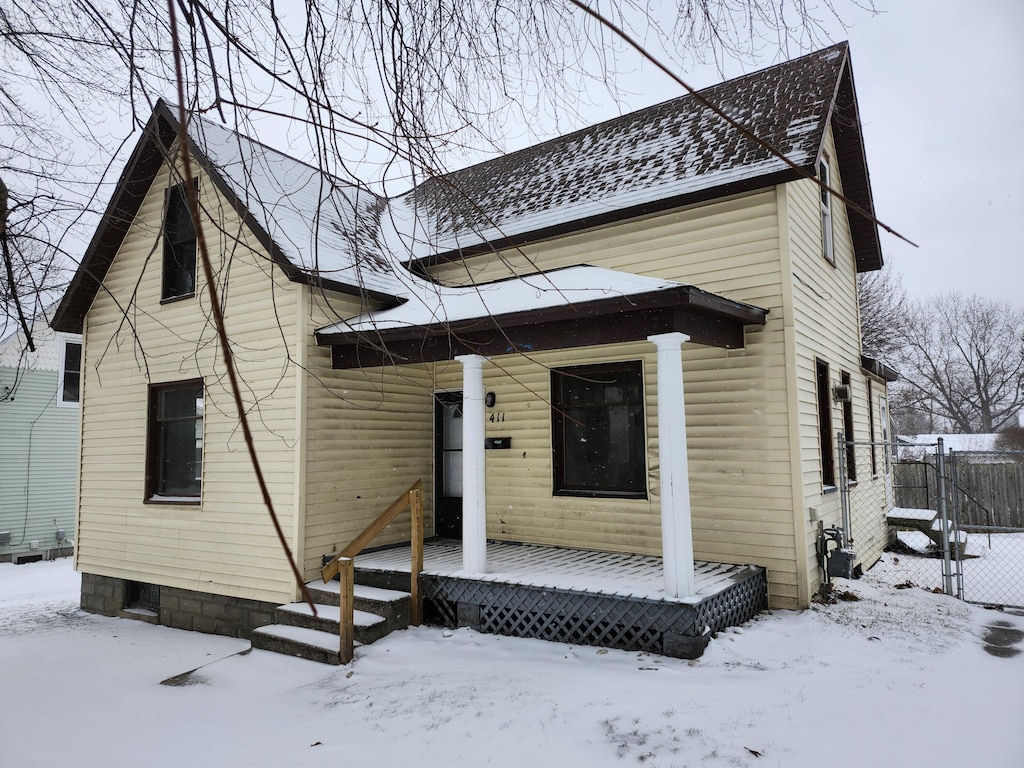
[
  {"x1": 250, "y1": 624, "x2": 362, "y2": 666},
  {"x1": 274, "y1": 602, "x2": 392, "y2": 645},
  {"x1": 251, "y1": 580, "x2": 414, "y2": 664},
  {"x1": 306, "y1": 581, "x2": 411, "y2": 628}
]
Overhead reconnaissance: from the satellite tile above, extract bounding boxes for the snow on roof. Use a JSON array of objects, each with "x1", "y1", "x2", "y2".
[
  {"x1": 186, "y1": 116, "x2": 405, "y2": 297},
  {"x1": 393, "y1": 44, "x2": 846, "y2": 260},
  {"x1": 316, "y1": 265, "x2": 689, "y2": 336}
]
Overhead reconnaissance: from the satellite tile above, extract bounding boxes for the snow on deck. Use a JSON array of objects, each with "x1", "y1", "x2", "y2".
[{"x1": 354, "y1": 540, "x2": 757, "y2": 605}]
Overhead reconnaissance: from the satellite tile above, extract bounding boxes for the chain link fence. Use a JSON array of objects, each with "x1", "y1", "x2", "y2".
[{"x1": 888, "y1": 443, "x2": 1024, "y2": 610}]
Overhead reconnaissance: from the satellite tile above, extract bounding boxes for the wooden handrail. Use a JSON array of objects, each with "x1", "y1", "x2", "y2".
[{"x1": 321, "y1": 479, "x2": 424, "y2": 663}]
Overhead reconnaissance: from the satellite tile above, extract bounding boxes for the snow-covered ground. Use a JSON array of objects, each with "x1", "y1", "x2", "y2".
[
  {"x1": 2, "y1": 558, "x2": 1022, "y2": 767},
  {"x1": 885, "y1": 531, "x2": 1024, "y2": 608}
]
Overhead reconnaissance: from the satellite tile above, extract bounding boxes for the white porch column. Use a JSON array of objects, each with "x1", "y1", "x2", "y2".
[
  {"x1": 647, "y1": 332, "x2": 695, "y2": 598},
  {"x1": 456, "y1": 354, "x2": 487, "y2": 574}
]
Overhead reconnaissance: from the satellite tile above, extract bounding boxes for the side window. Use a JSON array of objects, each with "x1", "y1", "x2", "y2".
[
  {"x1": 841, "y1": 371, "x2": 856, "y2": 482},
  {"x1": 58, "y1": 339, "x2": 82, "y2": 405},
  {"x1": 816, "y1": 358, "x2": 835, "y2": 487},
  {"x1": 867, "y1": 377, "x2": 878, "y2": 476},
  {"x1": 819, "y1": 155, "x2": 834, "y2": 265},
  {"x1": 162, "y1": 182, "x2": 198, "y2": 301},
  {"x1": 146, "y1": 380, "x2": 204, "y2": 502},
  {"x1": 551, "y1": 361, "x2": 646, "y2": 497}
]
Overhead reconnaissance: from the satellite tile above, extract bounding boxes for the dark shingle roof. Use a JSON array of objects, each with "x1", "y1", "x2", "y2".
[
  {"x1": 400, "y1": 42, "x2": 880, "y2": 271},
  {"x1": 52, "y1": 43, "x2": 881, "y2": 335}
]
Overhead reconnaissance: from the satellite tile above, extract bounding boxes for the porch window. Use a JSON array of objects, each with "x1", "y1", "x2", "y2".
[
  {"x1": 816, "y1": 359, "x2": 835, "y2": 488},
  {"x1": 551, "y1": 361, "x2": 646, "y2": 497},
  {"x1": 146, "y1": 380, "x2": 204, "y2": 503},
  {"x1": 161, "y1": 181, "x2": 198, "y2": 301}
]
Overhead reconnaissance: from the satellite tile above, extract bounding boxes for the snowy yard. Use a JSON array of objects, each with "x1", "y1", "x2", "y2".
[
  {"x1": 2, "y1": 558, "x2": 1022, "y2": 767},
  {"x1": 886, "y1": 531, "x2": 1024, "y2": 608}
]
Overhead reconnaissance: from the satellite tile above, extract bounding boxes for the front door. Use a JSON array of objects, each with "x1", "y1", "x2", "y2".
[{"x1": 434, "y1": 391, "x2": 463, "y2": 539}]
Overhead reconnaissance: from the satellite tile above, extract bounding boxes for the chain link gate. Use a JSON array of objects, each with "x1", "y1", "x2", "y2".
[{"x1": 886, "y1": 442, "x2": 1024, "y2": 610}]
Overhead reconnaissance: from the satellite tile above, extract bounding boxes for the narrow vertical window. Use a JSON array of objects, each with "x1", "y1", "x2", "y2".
[
  {"x1": 819, "y1": 156, "x2": 834, "y2": 264},
  {"x1": 58, "y1": 339, "x2": 82, "y2": 405},
  {"x1": 866, "y1": 377, "x2": 877, "y2": 476},
  {"x1": 816, "y1": 359, "x2": 835, "y2": 487},
  {"x1": 162, "y1": 182, "x2": 198, "y2": 301},
  {"x1": 146, "y1": 380, "x2": 204, "y2": 502},
  {"x1": 841, "y1": 371, "x2": 856, "y2": 482}
]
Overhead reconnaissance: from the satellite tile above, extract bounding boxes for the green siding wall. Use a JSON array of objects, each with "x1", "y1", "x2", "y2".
[{"x1": 0, "y1": 366, "x2": 79, "y2": 561}]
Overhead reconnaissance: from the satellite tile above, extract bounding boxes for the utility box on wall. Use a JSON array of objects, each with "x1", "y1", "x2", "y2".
[{"x1": 827, "y1": 548, "x2": 856, "y2": 580}]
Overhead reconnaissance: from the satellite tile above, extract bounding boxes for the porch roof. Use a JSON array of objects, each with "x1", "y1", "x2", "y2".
[{"x1": 316, "y1": 264, "x2": 768, "y2": 368}]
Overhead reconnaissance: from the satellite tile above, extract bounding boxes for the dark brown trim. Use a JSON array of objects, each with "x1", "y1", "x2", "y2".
[
  {"x1": 860, "y1": 354, "x2": 899, "y2": 382},
  {"x1": 327, "y1": 292, "x2": 764, "y2": 369}
]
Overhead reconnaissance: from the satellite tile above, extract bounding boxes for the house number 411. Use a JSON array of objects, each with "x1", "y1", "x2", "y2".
[{"x1": 488, "y1": 412, "x2": 505, "y2": 422}]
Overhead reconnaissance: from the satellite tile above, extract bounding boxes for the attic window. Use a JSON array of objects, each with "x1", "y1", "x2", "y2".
[
  {"x1": 819, "y1": 156, "x2": 834, "y2": 265},
  {"x1": 161, "y1": 182, "x2": 198, "y2": 301},
  {"x1": 58, "y1": 339, "x2": 81, "y2": 405}
]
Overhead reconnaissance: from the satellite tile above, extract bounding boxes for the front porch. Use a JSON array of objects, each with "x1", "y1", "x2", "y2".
[{"x1": 352, "y1": 540, "x2": 768, "y2": 658}]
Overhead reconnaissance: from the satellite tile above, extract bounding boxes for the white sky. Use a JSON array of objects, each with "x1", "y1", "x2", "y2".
[{"x1": 560, "y1": 0, "x2": 1024, "y2": 303}]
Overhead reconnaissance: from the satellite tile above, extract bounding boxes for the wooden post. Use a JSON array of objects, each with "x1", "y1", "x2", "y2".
[
  {"x1": 410, "y1": 487, "x2": 423, "y2": 626},
  {"x1": 338, "y1": 556, "x2": 354, "y2": 664}
]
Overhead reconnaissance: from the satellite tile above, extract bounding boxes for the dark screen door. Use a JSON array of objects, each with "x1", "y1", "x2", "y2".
[{"x1": 434, "y1": 391, "x2": 463, "y2": 539}]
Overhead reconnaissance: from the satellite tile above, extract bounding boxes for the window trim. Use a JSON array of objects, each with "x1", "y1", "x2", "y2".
[
  {"x1": 57, "y1": 336, "x2": 82, "y2": 407},
  {"x1": 866, "y1": 377, "x2": 878, "y2": 476},
  {"x1": 145, "y1": 379, "x2": 204, "y2": 505},
  {"x1": 819, "y1": 155, "x2": 834, "y2": 265},
  {"x1": 816, "y1": 358, "x2": 835, "y2": 488},
  {"x1": 551, "y1": 360, "x2": 648, "y2": 499},
  {"x1": 160, "y1": 180, "x2": 199, "y2": 303}
]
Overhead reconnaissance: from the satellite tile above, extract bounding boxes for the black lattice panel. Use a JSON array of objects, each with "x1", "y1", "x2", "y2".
[
  {"x1": 422, "y1": 567, "x2": 767, "y2": 655},
  {"x1": 695, "y1": 569, "x2": 768, "y2": 634}
]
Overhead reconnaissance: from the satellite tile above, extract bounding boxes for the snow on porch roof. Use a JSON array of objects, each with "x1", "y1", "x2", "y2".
[{"x1": 316, "y1": 265, "x2": 768, "y2": 368}]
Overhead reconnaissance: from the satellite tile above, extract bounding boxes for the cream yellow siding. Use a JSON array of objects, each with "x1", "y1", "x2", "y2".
[
  {"x1": 76, "y1": 157, "x2": 305, "y2": 604},
  {"x1": 782, "y1": 126, "x2": 889, "y2": 600},
  {"x1": 431, "y1": 191, "x2": 802, "y2": 608},
  {"x1": 299, "y1": 289, "x2": 435, "y2": 580}
]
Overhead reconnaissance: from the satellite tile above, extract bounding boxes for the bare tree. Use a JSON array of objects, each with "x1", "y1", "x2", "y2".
[
  {"x1": 858, "y1": 267, "x2": 906, "y2": 361},
  {"x1": 894, "y1": 293, "x2": 1024, "y2": 434}
]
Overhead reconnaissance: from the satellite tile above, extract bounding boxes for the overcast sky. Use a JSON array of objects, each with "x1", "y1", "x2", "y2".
[{"x1": 572, "y1": 0, "x2": 1024, "y2": 303}]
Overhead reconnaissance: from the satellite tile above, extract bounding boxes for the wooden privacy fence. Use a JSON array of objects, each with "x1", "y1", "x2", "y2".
[
  {"x1": 894, "y1": 458, "x2": 1024, "y2": 528},
  {"x1": 321, "y1": 479, "x2": 424, "y2": 663}
]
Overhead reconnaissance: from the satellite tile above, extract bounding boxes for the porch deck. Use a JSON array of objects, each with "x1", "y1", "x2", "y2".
[{"x1": 352, "y1": 540, "x2": 767, "y2": 659}]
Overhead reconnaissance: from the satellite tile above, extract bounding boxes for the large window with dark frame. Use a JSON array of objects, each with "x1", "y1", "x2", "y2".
[
  {"x1": 816, "y1": 358, "x2": 835, "y2": 488},
  {"x1": 551, "y1": 361, "x2": 647, "y2": 497},
  {"x1": 146, "y1": 380, "x2": 204, "y2": 502},
  {"x1": 161, "y1": 182, "x2": 198, "y2": 301}
]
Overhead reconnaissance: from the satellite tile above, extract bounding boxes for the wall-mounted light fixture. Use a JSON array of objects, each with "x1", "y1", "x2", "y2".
[{"x1": 485, "y1": 392, "x2": 496, "y2": 408}]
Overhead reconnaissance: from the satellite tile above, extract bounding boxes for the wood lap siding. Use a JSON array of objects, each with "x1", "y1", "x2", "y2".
[
  {"x1": 431, "y1": 191, "x2": 802, "y2": 608},
  {"x1": 76, "y1": 160, "x2": 303, "y2": 604}
]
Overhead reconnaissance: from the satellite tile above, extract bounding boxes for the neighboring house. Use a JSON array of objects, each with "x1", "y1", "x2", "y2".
[
  {"x1": 52, "y1": 42, "x2": 896, "y2": 644},
  {"x1": 0, "y1": 307, "x2": 80, "y2": 563},
  {"x1": 897, "y1": 433, "x2": 1000, "y2": 463}
]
